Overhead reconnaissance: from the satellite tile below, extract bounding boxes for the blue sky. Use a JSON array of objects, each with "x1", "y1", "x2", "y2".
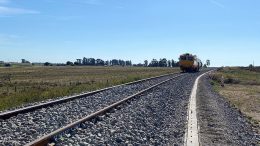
[{"x1": 0, "y1": 0, "x2": 259, "y2": 66}]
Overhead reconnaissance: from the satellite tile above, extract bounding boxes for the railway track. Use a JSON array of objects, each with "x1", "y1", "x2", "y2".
[
  {"x1": 0, "y1": 72, "x2": 187, "y2": 146},
  {"x1": 26, "y1": 73, "x2": 185, "y2": 146}
]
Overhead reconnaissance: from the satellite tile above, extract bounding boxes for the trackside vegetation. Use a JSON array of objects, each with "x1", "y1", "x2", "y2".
[{"x1": 210, "y1": 67, "x2": 260, "y2": 131}]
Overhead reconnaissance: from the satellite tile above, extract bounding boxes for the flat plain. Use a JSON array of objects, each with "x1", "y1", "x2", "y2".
[{"x1": 0, "y1": 66, "x2": 179, "y2": 111}]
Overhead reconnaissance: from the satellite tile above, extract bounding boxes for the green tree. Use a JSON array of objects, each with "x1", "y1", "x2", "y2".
[
  {"x1": 206, "y1": 60, "x2": 210, "y2": 67},
  {"x1": 4, "y1": 63, "x2": 11, "y2": 67},
  {"x1": 144, "y1": 60, "x2": 148, "y2": 67},
  {"x1": 159, "y1": 58, "x2": 167, "y2": 67},
  {"x1": 149, "y1": 59, "x2": 159, "y2": 67},
  {"x1": 66, "y1": 61, "x2": 74, "y2": 66},
  {"x1": 44, "y1": 62, "x2": 51, "y2": 66},
  {"x1": 167, "y1": 60, "x2": 171, "y2": 67},
  {"x1": 249, "y1": 64, "x2": 254, "y2": 71}
]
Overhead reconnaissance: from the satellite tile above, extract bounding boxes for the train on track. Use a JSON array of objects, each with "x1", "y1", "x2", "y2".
[{"x1": 179, "y1": 53, "x2": 202, "y2": 72}]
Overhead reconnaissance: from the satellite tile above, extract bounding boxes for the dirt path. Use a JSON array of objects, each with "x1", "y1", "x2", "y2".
[{"x1": 196, "y1": 75, "x2": 259, "y2": 146}]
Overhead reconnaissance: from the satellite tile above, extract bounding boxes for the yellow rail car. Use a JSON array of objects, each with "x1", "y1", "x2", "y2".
[{"x1": 179, "y1": 53, "x2": 202, "y2": 72}]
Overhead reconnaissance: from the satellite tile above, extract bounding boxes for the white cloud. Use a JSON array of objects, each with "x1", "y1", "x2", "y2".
[
  {"x1": 0, "y1": 6, "x2": 39, "y2": 15},
  {"x1": 210, "y1": 0, "x2": 225, "y2": 9}
]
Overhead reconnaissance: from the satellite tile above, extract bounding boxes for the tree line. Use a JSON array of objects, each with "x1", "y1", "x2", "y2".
[
  {"x1": 62, "y1": 57, "x2": 180, "y2": 67},
  {"x1": 1, "y1": 58, "x2": 211, "y2": 68}
]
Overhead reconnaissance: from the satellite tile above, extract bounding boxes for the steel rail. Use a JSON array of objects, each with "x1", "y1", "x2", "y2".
[
  {"x1": 0, "y1": 72, "x2": 181, "y2": 119},
  {"x1": 25, "y1": 74, "x2": 184, "y2": 146}
]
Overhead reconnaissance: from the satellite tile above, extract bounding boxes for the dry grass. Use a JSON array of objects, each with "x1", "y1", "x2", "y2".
[
  {"x1": 211, "y1": 67, "x2": 260, "y2": 85},
  {"x1": 0, "y1": 66, "x2": 179, "y2": 111},
  {"x1": 211, "y1": 67, "x2": 260, "y2": 131},
  {"x1": 219, "y1": 85, "x2": 260, "y2": 124}
]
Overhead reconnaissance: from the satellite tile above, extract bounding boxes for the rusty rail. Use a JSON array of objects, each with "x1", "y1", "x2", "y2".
[{"x1": 25, "y1": 74, "x2": 184, "y2": 146}]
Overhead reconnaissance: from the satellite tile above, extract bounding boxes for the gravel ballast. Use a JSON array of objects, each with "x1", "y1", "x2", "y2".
[
  {"x1": 197, "y1": 75, "x2": 259, "y2": 146},
  {"x1": 0, "y1": 73, "x2": 185, "y2": 146},
  {"x1": 53, "y1": 72, "x2": 204, "y2": 145}
]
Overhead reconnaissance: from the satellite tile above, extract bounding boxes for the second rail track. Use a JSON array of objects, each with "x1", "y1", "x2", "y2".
[{"x1": 0, "y1": 72, "x2": 181, "y2": 119}]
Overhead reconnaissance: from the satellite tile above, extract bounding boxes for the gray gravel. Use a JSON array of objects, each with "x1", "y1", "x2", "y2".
[
  {"x1": 0, "y1": 73, "x2": 183, "y2": 146},
  {"x1": 197, "y1": 75, "x2": 259, "y2": 146},
  {"x1": 53, "y1": 72, "x2": 203, "y2": 146}
]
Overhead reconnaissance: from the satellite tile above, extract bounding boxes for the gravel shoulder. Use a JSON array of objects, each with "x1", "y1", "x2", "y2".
[{"x1": 197, "y1": 74, "x2": 259, "y2": 146}]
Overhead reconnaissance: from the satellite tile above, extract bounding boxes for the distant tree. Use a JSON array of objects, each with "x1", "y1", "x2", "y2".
[
  {"x1": 21, "y1": 59, "x2": 30, "y2": 64},
  {"x1": 118, "y1": 60, "x2": 122, "y2": 66},
  {"x1": 144, "y1": 60, "x2": 148, "y2": 67},
  {"x1": 105, "y1": 60, "x2": 109, "y2": 66},
  {"x1": 135, "y1": 63, "x2": 144, "y2": 67},
  {"x1": 66, "y1": 61, "x2": 74, "y2": 66},
  {"x1": 203, "y1": 64, "x2": 207, "y2": 68},
  {"x1": 96, "y1": 59, "x2": 105, "y2": 66},
  {"x1": 126, "y1": 60, "x2": 132, "y2": 66},
  {"x1": 82, "y1": 58, "x2": 95, "y2": 65},
  {"x1": 111, "y1": 59, "x2": 119, "y2": 66},
  {"x1": 167, "y1": 60, "x2": 172, "y2": 67},
  {"x1": 171, "y1": 60, "x2": 176, "y2": 67},
  {"x1": 86, "y1": 58, "x2": 95, "y2": 65},
  {"x1": 159, "y1": 58, "x2": 167, "y2": 67},
  {"x1": 249, "y1": 64, "x2": 254, "y2": 71},
  {"x1": 149, "y1": 59, "x2": 159, "y2": 67},
  {"x1": 83, "y1": 57, "x2": 87, "y2": 65},
  {"x1": 206, "y1": 60, "x2": 210, "y2": 67},
  {"x1": 44, "y1": 62, "x2": 51, "y2": 66},
  {"x1": 119, "y1": 60, "x2": 126, "y2": 66},
  {"x1": 4, "y1": 63, "x2": 11, "y2": 67},
  {"x1": 74, "y1": 62, "x2": 79, "y2": 66},
  {"x1": 112, "y1": 59, "x2": 118, "y2": 66},
  {"x1": 75, "y1": 59, "x2": 82, "y2": 65}
]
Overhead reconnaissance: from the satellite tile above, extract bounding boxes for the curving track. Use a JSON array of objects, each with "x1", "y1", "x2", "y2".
[
  {"x1": 50, "y1": 73, "x2": 199, "y2": 146},
  {"x1": 25, "y1": 70, "x2": 210, "y2": 146}
]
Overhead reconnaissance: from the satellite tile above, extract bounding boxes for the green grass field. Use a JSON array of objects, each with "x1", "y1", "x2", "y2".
[
  {"x1": 210, "y1": 67, "x2": 260, "y2": 129},
  {"x1": 0, "y1": 66, "x2": 179, "y2": 111}
]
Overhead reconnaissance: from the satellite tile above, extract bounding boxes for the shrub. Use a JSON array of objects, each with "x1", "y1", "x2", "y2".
[
  {"x1": 209, "y1": 73, "x2": 221, "y2": 83},
  {"x1": 224, "y1": 76, "x2": 240, "y2": 84},
  {"x1": 44, "y1": 62, "x2": 51, "y2": 66},
  {"x1": 66, "y1": 61, "x2": 74, "y2": 66},
  {"x1": 4, "y1": 63, "x2": 11, "y2": 67}
]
